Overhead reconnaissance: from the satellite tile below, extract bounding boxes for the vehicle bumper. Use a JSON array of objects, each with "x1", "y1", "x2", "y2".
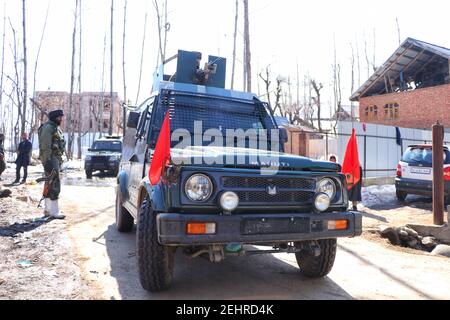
[
  {"x1": 157, "y1": 211, "x2": 363, "y2": 246},
  {"x1": 85, "y1": 162, "x2": 119, "y2": 171},
  {"x1": 396, "y1": 178, "x2": 450, "y2": 196}
]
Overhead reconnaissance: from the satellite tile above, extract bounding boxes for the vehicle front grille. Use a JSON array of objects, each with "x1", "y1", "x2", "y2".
[
  {"x1": 236, "y1": 190, "x2": 315, "y2": 204},
  {"x1": 222, "y1": 176, "x2": 317, "y2": 206},
  {"x1": 222, "y1": 176, "x2": 316, "y2": 190},
  {"x1": 91, "y1": 156, "x2": 108, "y2": 164}
]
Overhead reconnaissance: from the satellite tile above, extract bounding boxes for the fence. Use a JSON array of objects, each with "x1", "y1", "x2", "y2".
[{"x1": 306, "y1": 121, "x2": 450, "y2": 179}]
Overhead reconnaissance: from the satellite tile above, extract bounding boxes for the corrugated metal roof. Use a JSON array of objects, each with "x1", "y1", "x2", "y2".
[{"x1": 350, "y1": 38, "x2": 450, "y2": 101}]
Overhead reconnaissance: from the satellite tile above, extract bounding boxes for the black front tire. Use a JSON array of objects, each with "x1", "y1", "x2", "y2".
[
  {"x1": 396, "y1": 190, "x2": 407, "y2": 202},
  {"x1": 115, "y1": 189, "x2": 134, "y2": 233},
  {"x1": 137, "y1": 197, "x2": 175, "y2": 292},
  {"x1": 295, "y1": 239, "x2": 337, "y2": 278},
  {"x1": 86, "y1": 170, "x2": 93, "y2": 179}
]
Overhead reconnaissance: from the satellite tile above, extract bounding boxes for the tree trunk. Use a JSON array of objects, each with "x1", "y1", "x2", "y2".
[
  {"x1": 109, "y1": 0, "x2": 114, "y2": 136},
  {"x1": 77, "y1": 0, "x2": 83, "y2": 159},
  {"x1": 135, "y1": 12, "x2": 147, "y2": 105},
  {"x1": 230, "y1": 0, "x2": 238, "y2": 90},
  {"x1": 67, "y1": 0, "x2": 79, "y2": 159},
  {"x1": 122, "y1": 0, "x2": 127, "y2": 136},
  {"x1": 0, "y1": 5, "x2": 6, "y2": 131},
  {"x1": 243, "y1": 0, "x2": 252, "y2": 93},
  {"x1": 31, "y1": 1, "x2": 50, "y2": 143},
  {"x1": 21, "y1": 0, "x2": 27, "y2": 135}
]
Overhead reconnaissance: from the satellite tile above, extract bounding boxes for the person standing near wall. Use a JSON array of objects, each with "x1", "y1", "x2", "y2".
[{"x1": 13, "y1": 132, "x2": 33, "y2": 184}]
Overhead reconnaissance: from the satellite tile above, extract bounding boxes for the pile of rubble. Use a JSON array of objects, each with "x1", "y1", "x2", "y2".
[{"x1": 378, "y1": 223, "x2": 450, "y2": 257}]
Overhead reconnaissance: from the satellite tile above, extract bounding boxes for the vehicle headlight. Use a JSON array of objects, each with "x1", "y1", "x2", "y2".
[
  {"x1": 185, "y1": 174, "x2": 213, "y2": 202},
  {"x1": 317, "y1": 178, "x2": 337, "y2": 200},
  {"x1": 85, "y1": 155, "x2": 92, "y2": 161},
  {"x1": 220, "y1": 191, "x2": 239, "y2": 212},
  {"x1": 314, "y1": 193, "x2": 331, "y2": 212},
  {"x1": 109, "y1": 155, "x2": 120, "y2": 161}
]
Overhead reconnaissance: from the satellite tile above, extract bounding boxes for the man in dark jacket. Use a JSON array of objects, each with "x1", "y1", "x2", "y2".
[
  {"x1": 14, "y1": 132, "x2": 33, "y2": 184},
  {"x1": 0, "y1": 133, "x2": 5, "y2": 181}
]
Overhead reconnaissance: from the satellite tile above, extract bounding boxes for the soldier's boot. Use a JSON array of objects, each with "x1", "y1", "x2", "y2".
[
  {"x1": 43, "y1": 198, "x2": 51, "y2": 217},
  {"x1": 50, "y1": 199, "x2": 66, "y2": 220}
]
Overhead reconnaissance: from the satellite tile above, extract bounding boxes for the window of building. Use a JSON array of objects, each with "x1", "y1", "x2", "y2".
[
  {"x1": 364, "y1": 105, "x2": 378, "y2": 121},
  {"x1": 384, "y1": 103, "x2": 400, "y2": 120}
]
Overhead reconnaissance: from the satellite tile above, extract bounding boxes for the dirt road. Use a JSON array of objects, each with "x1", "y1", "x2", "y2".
[{"x1": 61, "y1": 176, "x2": 450, "y2": 300}]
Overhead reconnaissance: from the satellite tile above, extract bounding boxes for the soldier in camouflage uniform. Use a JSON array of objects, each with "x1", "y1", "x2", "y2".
[{"x1": 38, "y1": 110, "x2": 66, "y2": 219}]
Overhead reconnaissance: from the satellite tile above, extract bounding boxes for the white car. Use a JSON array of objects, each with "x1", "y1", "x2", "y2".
[{"x1": 396, "y1": 145, "x2": 450, "y2": 204}]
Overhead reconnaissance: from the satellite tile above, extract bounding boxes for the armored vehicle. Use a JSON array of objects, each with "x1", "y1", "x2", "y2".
[
  {"x1": 85, "y1": 136, "x2": 122, "y2": 179},
  {"x1": 116, "y1": 50, "x2": 362, "y2": 292}
]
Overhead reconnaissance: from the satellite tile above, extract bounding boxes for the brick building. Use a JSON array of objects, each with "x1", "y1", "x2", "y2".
[
  {"x1": 34, "y1": 91, "x2": 122, "y2": 134},
  {"x1": 351, "y1": 38, "x2": 450, "y2": 130}
]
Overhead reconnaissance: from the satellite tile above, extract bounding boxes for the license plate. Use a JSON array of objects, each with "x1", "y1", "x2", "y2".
[
  {"x1": 242, "y1": 217, "x2": 310, "y2": 235},
  {"x1": 410, "y1": 167, "x2": 431, "y2": 175}
]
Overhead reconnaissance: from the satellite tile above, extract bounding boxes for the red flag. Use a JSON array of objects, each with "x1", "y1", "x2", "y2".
[
  {"x1": 149, "y1": 112, "x2": 171, "y2": 186},
  {"x1": 342, "y1": 128, "x2": 361, "y2": 190}
]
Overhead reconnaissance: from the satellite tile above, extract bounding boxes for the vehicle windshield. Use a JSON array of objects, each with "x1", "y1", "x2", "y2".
[
  {"x1": 402, "y1": 147, "x2": 450, "y2": 165},
  {"x1": 92, "y1": 140, "x2": 122, "y2": 152},
  {"x1": 150, "y1": 93, "x2": 279, "y2": 150}
]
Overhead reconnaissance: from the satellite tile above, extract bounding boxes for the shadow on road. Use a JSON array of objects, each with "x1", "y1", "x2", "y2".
[
  {"x1": 102, "y1": 224, "x2": 354, "y2": 300},
  {"x1": 0, "y1": 217, "x2": 52, "y2": 237},
  {"x1": 366, "y1": 195, "x2": 432, "y2": 211}
]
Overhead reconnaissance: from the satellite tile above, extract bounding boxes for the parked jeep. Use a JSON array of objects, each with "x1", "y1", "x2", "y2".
[
  {"x1": 85, "y1": 136, "x2": 122, "y2": 179},
  {"x1": 116, "y1": 50, "x2": 362, "y2": 292}
]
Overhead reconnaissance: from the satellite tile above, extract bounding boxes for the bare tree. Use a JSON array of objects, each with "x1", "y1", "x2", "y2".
[
  {"x1": 135, "y1": 12, "x2": 147, "y2": 105},
  {"x1": 21, "y1": 0, "x2": 27, "y2": 135},
  {"x1": 332, "y1": 37, "x2": 342, "y2": 133},
  {"x1": 67, "y1": 0, "x2": 79, "y2": 159},
  {"x1": 154, "y1": 0, "x2": 169, "y2": 67},
  {"x1": 230, "y1": 0, "x2": 238, "y2": 90},
  {"x1": 122, "y1": 0, "x2": 127, "y2": 135},
  {"x1": 310, "y1": 79, "x2": 323, "y2": 131},
  {"x1": 258, "y1": 65, "x2": 272, "y2": 107},
  {"x1": 350, "y1": 42, "x2": 356, "y2": 123},
  {"x1": 9, "y1": 18, "x2": 22, "y2": 147},
  {"x1": 77, "y1": 0, "x2": 83, "y2": 159},
  {"x1": 0, "y1": 4, "x2": 6, "y2": 132},
  {"x1": 243, "y1": 0, "x2": 252, "y2": 92},
  {"x1": 109, "y1": 0, "x2": 114, "y2": 136},
  {"x1": 30, "y1": 1, "x2": 50, "y2": 142}
]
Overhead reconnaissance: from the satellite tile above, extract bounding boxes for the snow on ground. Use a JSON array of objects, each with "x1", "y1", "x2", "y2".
[
  {"x1": 61, "y1": 159, "x2": 84, "y2": 171},
  {"x1": 362, "y1": 184, "x2": 397, "y2": 208}
]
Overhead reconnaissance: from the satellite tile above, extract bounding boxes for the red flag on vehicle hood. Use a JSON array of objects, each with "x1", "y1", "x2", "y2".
[
  {"x1": 341, "y1": 128, "x2": 361, "y2": 190},
  {"x1": 149, "y1": 112, "x2": 171, "y2": 186}
]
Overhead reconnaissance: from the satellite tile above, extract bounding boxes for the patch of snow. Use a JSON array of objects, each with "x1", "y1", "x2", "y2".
[
  {"x1": 61, "y1": 160, "x2": 84, "y2": 171},
  {"x1": 362, "y1": 184, "x2": 397, "y2": 208}
]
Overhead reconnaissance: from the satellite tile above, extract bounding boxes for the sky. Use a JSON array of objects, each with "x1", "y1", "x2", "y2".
[{"x1": 1, "y1": 0, "x2": 450, "y2": 113}]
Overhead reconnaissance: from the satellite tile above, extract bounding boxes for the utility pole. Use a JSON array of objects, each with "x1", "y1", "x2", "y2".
[
  {"x1": 109, "y1": 0, "x2": 114, "y2": 136},
  {"x1": 243, "y1": 0, "x2": 251, "y2": 93},
  {"x1": 432, "y1": 121, "x2": 444, "y2": 225}
]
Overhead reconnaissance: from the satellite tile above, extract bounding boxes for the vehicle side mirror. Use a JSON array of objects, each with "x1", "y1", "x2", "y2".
[
  {"x1": 127, "y1": 112, "x2": 140, "y2": 129},
  {"x1": 279, "y1": 127, "x2": 288, "y2": 145}
]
